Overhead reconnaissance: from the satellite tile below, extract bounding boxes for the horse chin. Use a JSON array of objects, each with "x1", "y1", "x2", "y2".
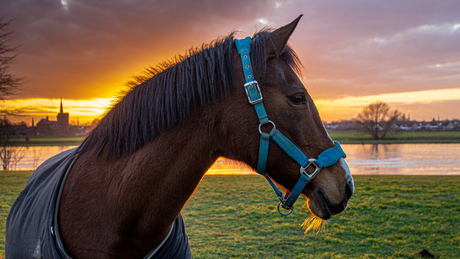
[
  {"x1": 306, "y1": 197, "x2": 332, "y2": 220},
  {"x1": 305, "y1": 189, "x2": 347, "y2": 220}
]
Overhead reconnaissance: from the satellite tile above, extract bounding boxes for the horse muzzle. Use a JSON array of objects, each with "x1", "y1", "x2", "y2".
[{"x1": 307, "y1": 172, "x2": 354, "y2": 220}]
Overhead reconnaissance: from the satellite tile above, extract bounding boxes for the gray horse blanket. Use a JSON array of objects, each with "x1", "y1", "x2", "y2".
[{"x1": 5, "y1": 148, "x2": 192, "y2": 259}]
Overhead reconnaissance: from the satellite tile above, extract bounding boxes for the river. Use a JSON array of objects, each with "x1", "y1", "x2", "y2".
[{"x1": 5, "y1": 144, "x2": 460, "y2": 175}]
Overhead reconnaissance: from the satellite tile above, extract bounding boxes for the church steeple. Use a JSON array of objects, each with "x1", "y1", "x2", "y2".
[
  {"x1": 60, "y1": 97, "x2": 63, "y2": 114},
  {"x1": 57, "y1": 97, "x2": 69, "y2": 126}
]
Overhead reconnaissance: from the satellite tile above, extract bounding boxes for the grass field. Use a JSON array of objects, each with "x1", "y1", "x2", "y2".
[
  {"x1": 6, "y1": 131, "x2": 460, "y2": 146},
  {"x1": 329, "y1": 131, "x2": 460, "y2": 144},
  {"x1": 1, "y1": 171, "x2": 459, "y2": 258},
  {"x1": 7, "y1": 136, "x2": 83, "y2": 146}
]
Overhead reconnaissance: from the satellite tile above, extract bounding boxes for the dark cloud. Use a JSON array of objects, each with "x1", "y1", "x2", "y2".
[
  {"x1": 0, "y1": 0, "x2": 459, "y2": 116},
  {"x1": 1, "y1": 0, "x2": 279, "y2": 99},
  {"x1": 292, "y1": 1, "x2": 460, "y2": 99}
]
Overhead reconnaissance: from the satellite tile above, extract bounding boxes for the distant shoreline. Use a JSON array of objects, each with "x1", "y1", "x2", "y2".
[
  {"x1": 6, "y1": 136, "x2": 83, "y2": 147},
  {"x1": 330, "y1": 131, "x2": 460, "y2": 144},
  {"x1": 7, "y1": 141, "x2": 82, "y2": 146},
  {"x1": 4, "y1": 131, "x2": 460, "y2": 146},
  {"x1": 337, "y1": 139, "x2": 460, "y2": 144}
]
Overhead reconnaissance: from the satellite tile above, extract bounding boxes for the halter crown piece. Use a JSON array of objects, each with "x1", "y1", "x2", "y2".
[{"x1": 234, "y1": 36, "x2": 347, "y2": 215}]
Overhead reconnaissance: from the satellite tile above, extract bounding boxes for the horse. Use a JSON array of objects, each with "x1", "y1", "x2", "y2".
[{"x1": 5, "y1": 15, "x2": 354, "y2": 259}]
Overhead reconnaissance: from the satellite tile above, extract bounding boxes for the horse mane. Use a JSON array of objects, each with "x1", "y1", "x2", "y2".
[{"x1": 78, "y1": 29, "x2": 302, "y2": 160}]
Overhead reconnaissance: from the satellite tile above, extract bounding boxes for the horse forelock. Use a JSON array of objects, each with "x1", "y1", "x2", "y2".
[{"x1": 79, "y1": 29, "x2": 302, "y2": 160}]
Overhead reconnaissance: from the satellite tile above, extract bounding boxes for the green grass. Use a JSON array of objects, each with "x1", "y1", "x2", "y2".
[
  {"x1": 6, "y1": 136, "x2": 83, "y2": 146},
  {"x1": 329, "y1": 131, "x2": 460, "y2": 144},
  {"x1": 2, "y1": 172, "x2": 459, "y2": 258},
  {"x1": 0, "y1": 170, "x2": 33, "y2": 258},
  {"x1": 4, "y1": 131, "x2": 460, "y2": 146},
  {"x1": 18, "y1": 137, "x2": 82, "y2": 142}
]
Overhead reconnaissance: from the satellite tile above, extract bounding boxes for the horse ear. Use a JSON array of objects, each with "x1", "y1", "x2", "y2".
[{"x1": 267, "y1": 15, "x2": 303, "y2": 56}]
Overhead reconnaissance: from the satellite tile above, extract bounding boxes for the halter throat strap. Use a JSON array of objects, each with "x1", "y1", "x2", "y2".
[{"x1": 234, "y1": 36, "x2": 347, "y2": 215}]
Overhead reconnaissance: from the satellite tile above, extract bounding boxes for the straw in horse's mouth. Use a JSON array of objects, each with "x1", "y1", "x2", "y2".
[
  {"x1": 301, "y1": 202, "x2": 326, "y2": 234},
  {"x1": 301, "y1": 212, "x2": 325, "y2": 234}
]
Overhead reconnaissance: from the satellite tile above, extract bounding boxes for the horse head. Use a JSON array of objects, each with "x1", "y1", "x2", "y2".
[{"x1": 220, "y1": 15, "x2": 354, "y2": 220}]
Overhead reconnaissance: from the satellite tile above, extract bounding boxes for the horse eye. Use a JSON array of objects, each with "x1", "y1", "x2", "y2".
[{"x1": 288, "y1": 94, "x2": 306, "y2": 105}]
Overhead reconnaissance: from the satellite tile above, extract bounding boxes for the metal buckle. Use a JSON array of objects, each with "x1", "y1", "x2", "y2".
[
  {"x1": 277, "y1": 201, "x2": 294, "y2": 216},
  {"x1": 300, "y1": 158, "x2": 321, "y2": 179},
  {"x1": 258, "y1": 120, "x2": 276, "y2": 134},
  {"x1": 244, "y1": 80, "x2": 263, "y2": 105}
]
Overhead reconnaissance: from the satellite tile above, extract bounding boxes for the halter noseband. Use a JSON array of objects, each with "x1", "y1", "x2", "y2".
[{"x1": 235, "y1": 37, "x2": 347, "y2": 216}]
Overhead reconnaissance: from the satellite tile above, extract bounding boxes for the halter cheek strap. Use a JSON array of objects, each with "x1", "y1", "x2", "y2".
[{"x1": 235, "y1": 36, "x2": 347, "y2": 215}]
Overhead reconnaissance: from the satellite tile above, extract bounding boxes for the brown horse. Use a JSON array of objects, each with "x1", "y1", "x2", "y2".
[{"x1": 6, "y1": 16, "x2": 353, "y2": 258}]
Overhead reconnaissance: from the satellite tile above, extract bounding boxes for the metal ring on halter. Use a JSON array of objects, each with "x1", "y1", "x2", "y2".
[
  {"x1": 277, "y1": 201, "x2": 294, "y2": 216},
  {"x1": 258, "y1": 120, "x2": 276, "y2": 134},
  {"x1": 300, "y1": 158, "x2": 321, "y2": 178}
]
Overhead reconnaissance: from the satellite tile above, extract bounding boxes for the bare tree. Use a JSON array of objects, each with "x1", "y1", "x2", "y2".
[
  {"x1": 0, "y1": 146, "x2": 26, "y2": 171},
  {"x1": 11, "y1": 147, "x2": 25, "y2": 170},
  {"x1": 0, "y1": 17, "x2": 23, "y2": 115},
  {"x1": 0, "y1": 116, "x2": 13, "y2": 169},
  {"x1": 0, "y1": 17, "x2": 25, "y2": 171},
  {"x1": 0, "y1": 117, "x2": 27, "y2": 170},
  {"x1": 0, "y1": 146, "x2": 12, "y2": 170},
  {"x1": 32, "y1": 149, "x2": 41, "y2": 169},
  {"x1": 355, "y1": 101, "x2": 401, "y2": 140}
]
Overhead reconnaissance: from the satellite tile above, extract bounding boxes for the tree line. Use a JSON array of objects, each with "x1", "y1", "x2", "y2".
[{"x1": 355, "y1": 101, "x2": 401, "y2": 140}]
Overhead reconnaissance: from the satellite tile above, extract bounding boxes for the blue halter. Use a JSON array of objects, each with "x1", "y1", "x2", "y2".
[{"x1": 235, "y1": 37, "x2": 347, "y2": 215}]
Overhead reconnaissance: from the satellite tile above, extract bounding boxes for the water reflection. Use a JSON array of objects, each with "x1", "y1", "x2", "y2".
[
  {"x1": 208, "y1": 144, "x2": 460, "y2": 175},
  {"x1": 8, "y1": 146, "x2": 78, "y2": 171},
  {"x1": 344, "y1": 144, "x2": 460, "y2": 175},
  {"x1": 6, "y1": 144, "x2": 460, "y2": 175}
]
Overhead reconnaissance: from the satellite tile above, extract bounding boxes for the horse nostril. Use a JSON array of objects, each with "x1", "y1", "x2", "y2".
[{"x1": 344, "y1": 180, "x2": 353, "y2": 202}]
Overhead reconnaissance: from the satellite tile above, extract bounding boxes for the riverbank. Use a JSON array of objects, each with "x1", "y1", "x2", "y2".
[
  {"x1": 1, "y1": 172, "x2": 459, "y2": 258},
  {"x1": 5, "y1": 136, "x2": 82, "y2": 146},
  {"x1": 330, "y1": 131, "x2": 460, "y2": 144},
  {"x1": 4, "y1": 131, "x2": 460, "y2": 146}
]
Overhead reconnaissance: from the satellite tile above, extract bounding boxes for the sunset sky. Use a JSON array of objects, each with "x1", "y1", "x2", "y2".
[{"x1": 1, "y1": 0, "x2": 459, "y2": 125}]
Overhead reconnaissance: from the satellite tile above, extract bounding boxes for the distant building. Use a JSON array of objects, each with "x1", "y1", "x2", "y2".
[
  {"x1": 57, "y1": 98, "x2": 69, "y2": 126},
  {"x1": 324, "y1": 119, "x2": 459, "y2": 132},
  {"x1": 36, "y1": 98, "x2": 70, "y2": 135}
]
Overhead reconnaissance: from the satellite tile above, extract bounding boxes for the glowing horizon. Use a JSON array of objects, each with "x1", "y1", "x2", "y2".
[
  {"x1": 4, "y1": 86, "x2": 460, "y2": 126},
  {"x1": 316, "y1": 87, "x2": 460, "y2": 122},
  {"x1": 1, "y1": 1, "x2": 459, "y2": 125},
  {"x1": 2, "y1": 98, "x2": 114, "y2": 125}
]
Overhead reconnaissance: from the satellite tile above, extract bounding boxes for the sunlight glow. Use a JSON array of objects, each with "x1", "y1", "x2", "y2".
[
  {"x1": 323, "y1": 87, "x2": 460, "y2": 105},
  {"x1": 206, "y1": 158, "x2": 254, "y2": 175},
  {"x1": 316, "y1": 87, "x2": 460, "y2": 121},
  {"x1": 5, "y1": 87, "x2": 459, "y2": 126},
  {"x1": 301, "y1": 213, "x2": 325, "y2": 234},
  {"x1": 2, "y1": 98, "x2": 113, "y2": 124}
]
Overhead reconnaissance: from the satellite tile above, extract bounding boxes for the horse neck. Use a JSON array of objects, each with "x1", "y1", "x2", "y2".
[
  {"x1": 123, "y1": 119, "x2": 218, "y2": 219},
  {"x1": 59, "y1": 108, "x2": 221, "y2": 258}
]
